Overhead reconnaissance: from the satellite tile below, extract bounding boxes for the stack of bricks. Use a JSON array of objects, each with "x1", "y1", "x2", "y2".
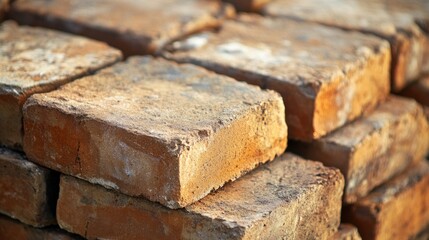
[{"x1": 0, "y1": 0, "x2": 428, "y2": 239}]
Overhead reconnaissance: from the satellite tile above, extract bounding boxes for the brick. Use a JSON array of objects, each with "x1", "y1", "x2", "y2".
[
  {"x1": 290, "y1": 96, "x2": 429, "y2": 203},
  {"x1": 165, "y1": 15, "x2": 390, "y2": 141},
  {"x1": 331, "y1": 224, "x2": 362, "y2": 240},
  {"x1": 0, "y1": 147, "x2": 58, "y2": 227},
  {"x1": 223, "y1": 0, "x2": 271, "y2": 12},
  {"x1": 400, "y1": 75, "x2": 429, "y2": 107},
  {"x1": 9, "y1": 0, "x2": 234, "y2": 56},
  {"x1": 343, "y1": 161, "x2": 429, "y2": 240},
  {"x1": 264, "y1": 0, "x2": 429, "y2": 92},
  {"x1": 0, "y1": 21, "x2": 121, "y2": 149},
  {"x1": 23, "y1": 56, "x2": 287, "y2": 209},
  {"x1": 57, "y1": 153, "x2": 344, "y2": 240},
  {"x1": 0, "y1": 214, "x2": 82, "y2": 240}
]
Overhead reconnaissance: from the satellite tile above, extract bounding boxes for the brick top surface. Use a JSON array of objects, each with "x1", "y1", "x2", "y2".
[
  {"x1": 0, "y1": 21, "x2": 121, "y2": 94},
  {"x1": 168, "y1": 15, "x2": 388, "y2": 88}
]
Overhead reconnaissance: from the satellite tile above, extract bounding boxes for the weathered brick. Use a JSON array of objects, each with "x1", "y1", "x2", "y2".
[
  {"x1": 331, "y1": 224, "x2": 362, "y2": 240},
  {"x1": 0, "y1": 147, "x2": 58, "y2": 227},
  {"x1": 23, "y1": 56, "x2": 287, "y2": 209},
  {"x1": 57, "y1": 153, "x2": 344, "y2": 240},
  {"x1": 400, "y1": 75, "x2": 429, "y2": 107},
  {"x1": 0, "y1": 21, "x2": 121, "y2": 149},
  {"x1": 223, "y1": 0, "x2": 271, "y2": 12},
  {"x1": 0, "y1": 214, "x2": 82, "y2": 240},
  {"x1": 343, "y1": 161, "x2": 429, "y2": 240},
  {"x1": 264, "y1": 0, "x2": 429, "y2": 92},
  {"x1": 166, "y1": 15, "x2": 390, "y2": 141},
  {"x1": 9, "y1": 0, "x2": 234, "y2": 56},
  {"x1": 290, "y1": 96, "x2": 429, "y2": 203}
]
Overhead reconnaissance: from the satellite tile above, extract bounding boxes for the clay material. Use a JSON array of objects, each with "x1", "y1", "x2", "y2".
[
  {"x1": 290, "y1": 96, "x2": 429, "y2": 203},
  {"x1": 0, "y1": 147, "x2": 58, "y2": 227},
  {"x1": 9, "y1": 0, "x2": 235, "y2": 56},
  {"x1": 166, "y1": 15, "x2": 390, "y2": 141},
  {"x1": 331, "y1": 224, "x2": 362, "y2": 240},
  {"x1": 23, "y1": 56, "x2": 287, "y2": 209},
  {"x1": 264, "y1": 0, "x2": 429, "y2": 91},
  {"x1": 0, "y1": 21, "x2": 121, "y2": 149},
  {"x1": 343, "y1": 161, "x2": 429, "y2": 240},
  {"x1": 57, "y1": 153, "x2": 344, "y2": 240}
]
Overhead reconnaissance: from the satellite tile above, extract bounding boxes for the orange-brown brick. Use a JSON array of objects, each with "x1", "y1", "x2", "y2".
[
  {"x1": 0, "y1": 147, "x2": 58, "y2": 227},
  {"x1": 0, "y1": 214, "x2": 82, "y2": 240},
  {"x1": 23, "y1": 56, "x2": 287, "y2": 209},
  {"x1": 166, "y1": 15, "x2": 391, "y2": 141},
  {"x1": 56, "y1": 153, "x2": 344, "y2": 240},
  {"x1": 400, "y1": 75, "x2": 429, "y2": 107},
  {"x1": 0, "y1": 21, "x2": 121, "y2": 149},
  {"x1": 331, "y1": 224, "x2": 362, "y2": 240},
  {"x1": 9, "y1": 0, "x2": 234, "y2": 56},
  {"x1": 290, "y1": 96, "x2": 429, "y2": 203},
  {"x1": 264, "y1": 0, "x2": 429, "y2": 92},
  {"x1": 343, "y1": 161, "x2": 429, "y2": 240}
]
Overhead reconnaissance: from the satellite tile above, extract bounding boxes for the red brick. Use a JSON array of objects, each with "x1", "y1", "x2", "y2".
[
  {"x1": 290, "y1": 96, "x2": 429, "y2": 203},
  {"x1": 23, "y1": 56, "x2": 287, "y2": 209},
  {"x1": 57, "y1": 153, "x2": 344, "y2": 240},
  {"x1": 0, "y1": 214, "x2": 82, "y2": 240},
  {"x1": 331, "y1": 224, "x2": 362, "y2": 240},
  {"x1": 343, "y1": 161, "x2": 429, "y2": 240},
  {"x1": 0, "y1": 147, "x2": 58, "y2": 227},
  {"x1": 264, "y1": 0, "x2": 429, "y2": 92},
  {"x1": 400, "y1": 75, "x2": 429, "y2": 107},
  {"x1": 223, "y1": 0, "x2": 271, "y2": 12},
  {"x1": 166, "y1": 15, "x2": 390, "y2": 141},
  {"x1": 0, "y1": 21, "x2": 121, "y2": 149},
  {"x1": 9, "y1": 0, "x2": 234, "y2": 56}
]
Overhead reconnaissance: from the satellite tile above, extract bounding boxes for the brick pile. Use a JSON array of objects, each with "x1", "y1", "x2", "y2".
[{"x1": 0, "y1": 0, "x2": 428, "y2": 239}]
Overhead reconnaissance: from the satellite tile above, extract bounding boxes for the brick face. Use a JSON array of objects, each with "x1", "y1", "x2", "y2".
[
  {"x1": 0, "y1": 21, "x2": 121, "y2": 149},
  {"x1": 9, "y1": 0, "x2": 234, "y2": 56},
  {"x1": 0, "y1": 148, "x2": 58, "y2": 227},
  {"x1": 23, "y1": 56, "x2": 287, "y2": 209},
  {"x1": 290, "y1": 96, "x2": 429, "y2": 203},
  {"x1": 57, "y1": 153, "x2": 344, "y2": 240},
  {"x1": 166, "y1": 15, "x2": 391, "y2": 141}
]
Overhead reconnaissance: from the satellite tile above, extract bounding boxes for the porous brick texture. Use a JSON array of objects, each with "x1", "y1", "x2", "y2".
[
  {"x1": 344, "y1": 161, "x2": 429, "y2": 240},
  {"x1": 57, "y1": 153, "x2": 344, "y2": 240},
  {"x1": 0, "y1": 21, "x2": 121, "y2": 149},
  {"x1": 0, "y1": 214, "x2": 83, "y2": 240},
  {"x1": 264, "y1": 0, "x2": 429, "y2": 92},
  {"x1": 400, "y1": 75, "x2": 429, "y2": 106},
  {"x1": 331, "y1": 224, "x2": 362, "y2": 240},
  {"x1": 9, "y1": 0, "x2": 235, "y2": 56},
  {"x1": 290, "y1": 96, "x2": 429, "y2": 203},
  {"x1": 0, "y1": 147, "x2": 58, "y2": 227},
  {"x1": 166, "y1": 14, "x2": 391, "y2": 141},
  {"x1": 223, "y1": 0, "x2": 271, "y2": 12},
  {"x1": 23, "y1": 56, "x2": 287, "y2": 209}
]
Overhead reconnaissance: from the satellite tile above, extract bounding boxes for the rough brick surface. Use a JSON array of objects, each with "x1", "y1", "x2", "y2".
[
  {"x1": 400, "y1": 75, "x2": 429, "y2": 107},
  {"x1": 9, "y1": 0, "x2": 234, "y2": 56},
  {"x1": 0, "y1": 214, "x2": 82, "y2": 240},
  {"x1": 264, "y1": 0, "x2": 429, "y2": 92},
  {"x1": 343, "y1": 161, "x2": 429, "y2": 240},
  {"x1": 290, "y1": 96, "x2": 429, "y2": 203},
  {"x1": 57, "y1": 153, "x2": 344, "y2": 240},
  {"x1": 331, "y1": 224, "x2": 362, "y2": 240},
  {"x1": 0, "y1": 21, "x2": 121, "y2": 149},
  {"x1": 166, "y1": 15, "x2": 391, "y2": 141},
  {"x1": 23, "y1": 56, "x2": 287, "y2": 209},
  {"x1": 0, "y1": 147, "x2": 58, "y2": 227},
  {"x1": 223, "y1": 0, "x2": 271, "y2": 12}
]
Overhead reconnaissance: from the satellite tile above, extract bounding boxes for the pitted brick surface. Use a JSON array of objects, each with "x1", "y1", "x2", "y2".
[
  {"x1": 0, "y1": 21, "x2": 121, "y2": 149},
  {"x1": 166, "y1": 15, "x2": 390, "y2": 141},
  {"x1": 9, "y1": 0, "x2": 234, "y2": 56},
  {"x1": 57, "y1": 153, "x2": 344, "y2": 240},
  {"x1": 23, "y1": 56, "x2": 287, "y2": 208},
  {"x1": 291, "y1": 96, "x2": 429, "y2": 203}
]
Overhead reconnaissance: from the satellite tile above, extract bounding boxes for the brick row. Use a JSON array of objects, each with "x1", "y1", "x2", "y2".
[
  {"x1": 165, "y1": 14, "x2": 391, "y2": 141},
  {"x1": 290, "y1": 96, "x2": 429, "y2": 203},
  {"x1": 9, "y1": 0, "x2": 235, "y2": 56},
  {"x1": 23, "y1": 56, "x2": 287, "y2": 209},
  {"x1": 56, "y1": 153, "x2": 344, "y2": 240},
  {"x1": 264, "y1": 0, "x2": 429, "y2": 92},
  {"x1": 0, "y1": 21, "x2": 122, "y2": 149}
]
